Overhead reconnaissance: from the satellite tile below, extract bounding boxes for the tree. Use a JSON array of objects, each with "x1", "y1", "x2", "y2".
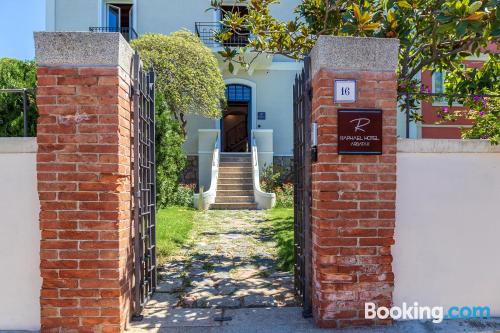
[
  {"x1": 131, "y1": 31, "x2": 226, "y2": 206},
  {"x1": 438, "y1": 55, "x2": 499, "y2": 144},
  {"x1": 131, "y1": 31, "x2": 226, "y2": 136},
  {"x1": 0, "y1": 58, "x2": 38, "y2": 136},
  {"x1": 211, "y1": 0, "x2": 499, "y2": 142}
]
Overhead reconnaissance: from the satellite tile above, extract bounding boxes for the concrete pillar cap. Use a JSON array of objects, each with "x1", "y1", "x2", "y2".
[
  {"x1": 34, "y1": 32, "x2": 134, "y2": 73},
  {"x1": 310, "y1": 36, "x2": 400, "y2": 77}
]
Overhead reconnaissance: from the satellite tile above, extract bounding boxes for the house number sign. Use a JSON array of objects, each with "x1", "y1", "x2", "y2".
[
  {"x1": 338, "y1": 109, "x2": 383, "y2": 155},
  {"x1": 334, "y1": 80, "x2": 356, "y2": 103}
]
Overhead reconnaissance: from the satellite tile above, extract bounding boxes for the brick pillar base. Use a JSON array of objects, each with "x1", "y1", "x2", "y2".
[
  {"x1": 35, "y1": 32, "x2": 134, "y2": 333},
  {"x1": 309, "y1": 36, "x2": 400, "y2": 328}
]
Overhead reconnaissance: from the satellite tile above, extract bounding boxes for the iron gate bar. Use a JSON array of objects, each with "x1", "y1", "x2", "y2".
[
  {"x1": 132, "y1": 52, "x2": 157, "y2": 318},
  {"x1": 293, "y1": 56, "x2": 313, "y2": 318}
]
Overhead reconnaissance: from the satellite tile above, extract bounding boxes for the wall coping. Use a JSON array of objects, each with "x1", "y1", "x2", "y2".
[
  {"x1": 310, "y1": 36, "x2": 400, "y2": 77},
  {"x1": 0, "y1": 138, "x2": 37, "y2": 153},
  {"x1": 398, "y1": 139, "x2": 500, "y2": 153},
  {"x1": 34, "y1": 32, "x2": 134, "y2": 73}
]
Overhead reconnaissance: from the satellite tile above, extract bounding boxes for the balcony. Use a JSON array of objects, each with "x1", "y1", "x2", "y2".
[
  {"x1": 89, "y1": 27, "x2": 138, "y2": 41},
  {"x1": 195, "y1": 22, "x2": 249, "y2": 48}
]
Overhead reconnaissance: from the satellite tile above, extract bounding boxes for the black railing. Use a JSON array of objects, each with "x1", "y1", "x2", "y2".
[
  {"x1": 0, "y1": 88, "x2": 34, "y2": 137},
  {"x1": 195, "y1": 22, "x2": 249, "y2": 47},
  {"x1": 89, "y1": 27, "x2": 138, "y2": 41}
]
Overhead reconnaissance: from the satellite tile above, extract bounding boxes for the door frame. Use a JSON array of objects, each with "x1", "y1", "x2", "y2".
[
  {"x1": 107, "y1": 4, "x2": 121, "y2": 29},
  {"x1": 221, "y1": 101, "x2": 250, "y2": 152},
  {"x1": 218, "y1": 79, "x2": 257, "y2": 146},
  {"x1": 99, "y1": 0, "x2": 136, "y2": 30}
]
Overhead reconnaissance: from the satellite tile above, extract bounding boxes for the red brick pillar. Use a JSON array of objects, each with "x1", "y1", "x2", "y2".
[
  {"x1": 309, "y1": 36, "x2": 400, "y2": 328},
  {"x1": 35, "y1": 32, "x2": 134, "y2": 333}
]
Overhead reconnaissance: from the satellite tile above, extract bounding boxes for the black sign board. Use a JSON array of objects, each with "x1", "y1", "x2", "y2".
[
  {"x1": 338, "y1": 109, "x2": 383, "y2": 155},
  {"x1": 258, "y1": 112, "x2": 266, "y2": 120}
]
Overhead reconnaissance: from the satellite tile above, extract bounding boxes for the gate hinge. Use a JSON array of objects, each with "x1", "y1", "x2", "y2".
[{"x1": 130, "y1": 82, "x2": 141, "y2": 98}]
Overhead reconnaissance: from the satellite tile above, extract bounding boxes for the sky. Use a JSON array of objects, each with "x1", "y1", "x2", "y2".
[{"x1": 0, "y1": 0, "x2": 45, "y2": 60}]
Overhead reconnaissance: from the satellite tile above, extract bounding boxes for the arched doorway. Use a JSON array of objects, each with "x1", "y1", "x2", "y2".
[{"x1": 222, "y1": 84, "x2": 252, "y2": 152}]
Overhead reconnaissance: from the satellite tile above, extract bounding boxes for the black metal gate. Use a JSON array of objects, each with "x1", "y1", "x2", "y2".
[
  {"x1": 132, "y1": 52, "x2": 157, "y2": 317},
  {"x1": 293, "y1": 56, "x2": 312, "y2": 317}
]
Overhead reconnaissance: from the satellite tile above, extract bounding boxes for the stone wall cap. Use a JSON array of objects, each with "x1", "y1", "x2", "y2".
[
  {"x1": 398, "y1": 139, "x2": 500, "y2": 153},
  {"x1": 310, "y1": 36, "x2": 400, "y2": 77},
  {"x1": 34, "y1": 32, "x2": 134, "y2": 73},
  {"x1": 0, "y1": 138, "x2": 37, "y2": 154}
]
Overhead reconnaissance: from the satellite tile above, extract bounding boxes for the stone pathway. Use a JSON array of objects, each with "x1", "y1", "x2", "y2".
[{"x1": 154, "y1": 210, "x2": 296, "y2": 310}]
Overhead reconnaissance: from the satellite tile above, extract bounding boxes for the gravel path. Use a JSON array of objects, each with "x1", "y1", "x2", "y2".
[{"x1": 153, "y1": 210, "x2": 296, "y2": 309}]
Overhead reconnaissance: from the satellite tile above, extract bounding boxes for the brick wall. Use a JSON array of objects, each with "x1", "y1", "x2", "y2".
[
  {"x1": 309, "y1": 36, "x2": 399, "y2": 328},
  {"x1": 36, "y1": 65, "x2": 134, "y2": 332},
  {"x1": 311, "y1": 69, "x2": 398, "y2": 328}
]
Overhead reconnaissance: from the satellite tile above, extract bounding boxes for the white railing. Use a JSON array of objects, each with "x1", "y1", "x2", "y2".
[
  {"x1": 193, "y1": 133, "x2": 220, "y2": 210},
  {"x1": 251, "y1": 133, "x2": 276, "y2": 210}
]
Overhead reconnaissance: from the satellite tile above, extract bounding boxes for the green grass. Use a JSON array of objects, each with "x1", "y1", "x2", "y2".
[
  {"x1": 156, "y1": 207, "x2": 196, "y2": 263},
  {"x1": 267, "y1": 208, "x2": 294, "y2": 272}
]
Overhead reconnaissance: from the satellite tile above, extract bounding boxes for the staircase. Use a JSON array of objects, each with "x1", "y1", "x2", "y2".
[{"x1": 210, "y1": 153, "x2": 257, "y2": 210}]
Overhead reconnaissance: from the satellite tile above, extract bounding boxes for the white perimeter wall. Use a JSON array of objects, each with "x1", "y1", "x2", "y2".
[
  {"x1": 0, "y1": 138, "x2": 41, "y2": 330},
  {"x1": 394, "y1": 139, "x2": 500, "y2": 316}
]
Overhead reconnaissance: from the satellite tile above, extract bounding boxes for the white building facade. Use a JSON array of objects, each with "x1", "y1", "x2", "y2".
[{"x1": 46, "y1": 0, "x2": 302, "y2": 189}]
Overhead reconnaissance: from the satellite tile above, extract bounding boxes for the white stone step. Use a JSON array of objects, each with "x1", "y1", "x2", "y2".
[
  {"x1": 217, "y1": 190, "x2": 254, "y2": 197},
  {"x1": 218, "y1": 177, "x2": 252, "y2": 184},
  {"x1": 210, "y1": 202, "x2": 258, "y2": 210},
  {"x1": 218, "y1": 184, "x2": 253, "y2": 191},
  {"x1": 215, "y1": 196, "x2": 255, "y2": 203}
]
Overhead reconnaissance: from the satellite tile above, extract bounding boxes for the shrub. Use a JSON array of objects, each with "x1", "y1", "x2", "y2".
[
  {"x1": 155, "y1": 94, "x2": 187, "y2": 208},
  {"x1": 261, "y1": 164, "x2": 294, "y2": 208},
  {"x1": 275, "y1": 183, "x2": 294, "y2": 208},
  {"x1": 169, "y1": 184, "x2": 195, "y2": 207},
  {"x1": 260, "y1": 164, "x2": 281, "y2": 193}
]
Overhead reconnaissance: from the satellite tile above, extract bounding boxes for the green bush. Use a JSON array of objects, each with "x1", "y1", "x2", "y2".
[
  {"x1": 155, "y1": 94, "x2": 187, "y2": 208},
  {"x1": 275, "y1": 183, "x2": 294, "y2": 208},
  {"x1": 261, "y1": 165, "x2": 294, "y2": 208},
  {"x1": 260, "y1": 164, "x2": 281, "y2": 193},
  {"x1": 131, "y1": 31, "x2": 226, "y2": 136},
  {"x1": 169, "y1": 184, "x2": 195, "y2": 207},
  {"x1": 0, "y1": 58, "x2": 38, "y2": 136}
]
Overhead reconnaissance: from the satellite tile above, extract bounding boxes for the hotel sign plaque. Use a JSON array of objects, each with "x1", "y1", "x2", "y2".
[{"x1": 338, "y1": 109, "x2": 383, "y2": 155}]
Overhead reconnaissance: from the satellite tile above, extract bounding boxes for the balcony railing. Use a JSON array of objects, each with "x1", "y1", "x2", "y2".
[
  {"x1": 89, "y1": 27, "x2": 138, "y2": 41},
  {"x1": 195, "y1": 22, "x2": 249, "y2": 47}
]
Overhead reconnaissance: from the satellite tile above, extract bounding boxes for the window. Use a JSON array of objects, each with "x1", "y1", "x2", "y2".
[
  {"x1": 432, "y1": 71, "x2": 461, "y2": 106},
  {"x1": 432, "y1": 71, "x2": 447, "y2": 104},
  {"x1": 107, "y1": 5, "x2": 121, "y2": 29},
  {"x1": 226, "y1": 84, "x2": 251, "y2": 102},
  {"x1": 106, "y1": 3, "x2": 133, "y2": 31}
]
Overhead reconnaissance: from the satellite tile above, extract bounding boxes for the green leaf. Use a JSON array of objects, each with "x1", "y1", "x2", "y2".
[
  {"x1": 436, "y1": 13, "x2": 452, "y2": 23},
  {"x1": 456, "y1": 20, "x2": 468, "y2": 36},
  {"x1": 468, "y1": 1, "x2": 483, "y2": 14},
  {"x1": 228, "y1": 62, "x2": 234, "y2": 73},
  {"x1": 397, "y1": 0, "x2": 412, "y2": 9}
]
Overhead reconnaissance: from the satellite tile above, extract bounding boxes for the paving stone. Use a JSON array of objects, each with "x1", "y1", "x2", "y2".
[
  {"x1": 205, "y1": 296, "x2": 241, "y2": 308},
  {"x1": 217, "y1": 283, "x2": 237, "y2": 295},
  {"x1": 242, "y1": 294, "x2": 277, "y2": 307},
  {"x1": 156, "y1": 279, "x2": 184, "y2": 293},
  {"x1": 153, "y1": 210, "x2": 296, "y2": 312}
]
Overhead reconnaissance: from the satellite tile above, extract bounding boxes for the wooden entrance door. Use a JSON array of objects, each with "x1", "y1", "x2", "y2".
[{"x1": 223, "y1": 102, "x2": 249, "y2": 152}]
